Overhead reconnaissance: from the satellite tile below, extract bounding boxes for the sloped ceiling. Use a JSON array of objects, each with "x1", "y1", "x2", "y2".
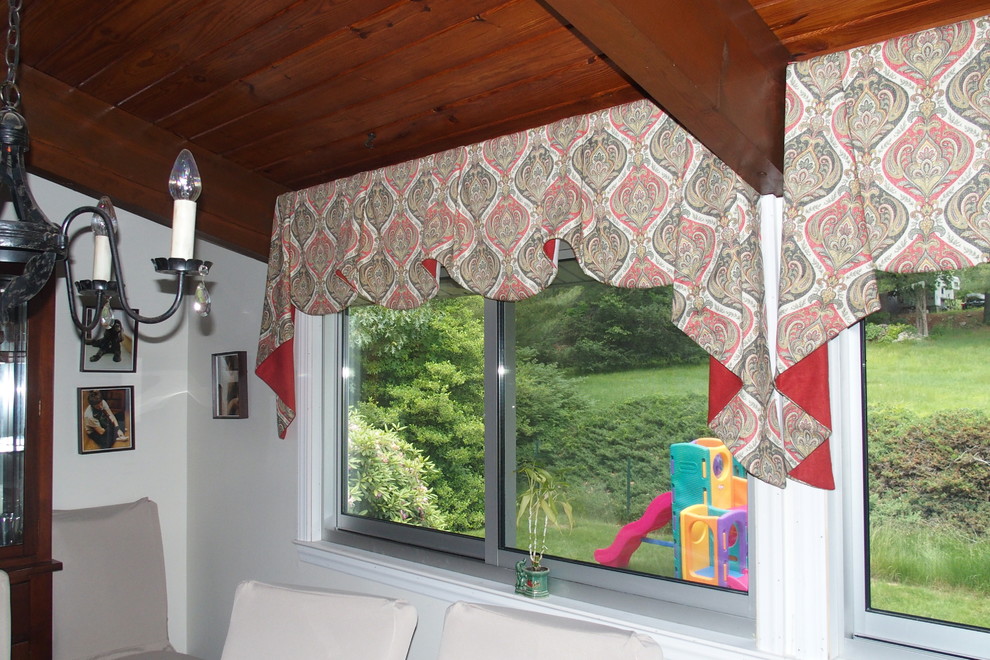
[{"x1": 17, "y1": 0, "x2": 990, "y2": 259}]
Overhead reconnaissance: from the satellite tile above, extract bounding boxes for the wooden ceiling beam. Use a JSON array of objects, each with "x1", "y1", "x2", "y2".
[
  {"x1": 540, "y1": 0, "x2": 789, "y2": 195},
  {"x1": 17, "y1": 65, "x2": 287, "y2": 260}
]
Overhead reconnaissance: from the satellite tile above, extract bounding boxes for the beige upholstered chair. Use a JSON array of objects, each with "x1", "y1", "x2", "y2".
[
  {"x1": 220, "y1": 580, "x2": 417, "y2": 660},
  {"x1": 0, "y1": 570, "x2": 9, "y2": 660},
  {"x1": 437, "y1": 601, "x2": 664, "y2": 660},
  {"x1": 51, "y1": 498, "x2": 200, "y2": 660}
]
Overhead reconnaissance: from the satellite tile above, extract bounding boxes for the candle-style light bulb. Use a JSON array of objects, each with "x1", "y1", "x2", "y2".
[
  {"x1": 91, "y1": 196, "x2": 118, "y2": 281},
  {"x1": 168, "y1": 149, "x2": 201, "y2": 259}
]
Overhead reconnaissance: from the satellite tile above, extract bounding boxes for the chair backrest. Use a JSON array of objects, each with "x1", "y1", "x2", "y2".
[
  {"x1": 0, "y1": 570, "x2": 9, "y2": 660},
  {"x1": 437, "y1": 601, "x2": 664, "y2": 660},
  {"x1": 220, "y1": 580, "x2": 417, "y2": 660},
  {"x1": 51, "y1": 498, "x2": 175, "y2": 659}
]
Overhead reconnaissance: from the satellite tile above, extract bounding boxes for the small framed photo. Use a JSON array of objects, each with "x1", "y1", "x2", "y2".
[
  {"x1": 78, "y1": 387, "x2": 134, "y2": 454},
  {"x1": 80, "y1": 307, "x2": 138, "y2": 373},
  {"x1": 212, "y1": 351, "x2": 248, "y2": 419}
]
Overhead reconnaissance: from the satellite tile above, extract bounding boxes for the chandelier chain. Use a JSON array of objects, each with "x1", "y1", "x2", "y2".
[{"x1": 2, "y1": 0, "x2": 20, "y2": 109}]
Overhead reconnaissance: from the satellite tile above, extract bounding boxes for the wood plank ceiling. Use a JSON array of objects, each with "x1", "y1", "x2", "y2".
[{"x1": 15, "y1": 0, "x2": 990, "y2": 260}]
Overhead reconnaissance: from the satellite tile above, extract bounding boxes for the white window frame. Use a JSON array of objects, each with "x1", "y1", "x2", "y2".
[
  {"x1": 291, "y1": 195, "x2": 986, "y2": 659},
  {"x1": 830, "y1": 325, "x2": 990, "y2": 660},
  {"x1": 328, "y1": 289, "x2": 753, "y2": 609}
]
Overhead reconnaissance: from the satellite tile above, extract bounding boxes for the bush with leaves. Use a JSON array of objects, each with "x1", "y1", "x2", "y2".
[
  {"x1": 516, "y1": 285, "x2": 707, "y2": 375},
  {"x1": 865, "y1": 323, "x2": 917, "y2": 344},
  {"x1": 868, "y1": 405, "x2": 990, "y2": 537},
  {"x1": 547, "y1": 394, "x2": 713, "y2": 522},
  {"x1": 346, "y1": 411, "x2": 446, "y2": 528},
  {"x1": 514, "y1": 351, "x2": 589, "y2": 462},
  {"x1": 350, "y1": 297, "x2": 486, "y2": 532}
]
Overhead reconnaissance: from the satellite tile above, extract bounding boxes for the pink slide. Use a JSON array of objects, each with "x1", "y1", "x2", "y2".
[{"x1": 594, "y1": 492, "x2": 674, "y2": 568}]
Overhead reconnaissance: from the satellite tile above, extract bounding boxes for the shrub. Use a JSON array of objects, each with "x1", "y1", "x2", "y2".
[
  {"x1": 350, "y1": 298, "x2": 486, "y2": 532},
  {"x1": 868, "y1": 406, "x2": 990, "y2": 537},
  {"x1": 346, "y1": 411, "x2": 446, "y2": 528},
  {"x1": 548, "y1": 394, "x2": 713, "y2": 522},
  {"x1": 515, "y1": 353, "x2": 589, "y2": 462},
  {"x1": 865, "y1": 323, "x2": 917, "y2": 344}
]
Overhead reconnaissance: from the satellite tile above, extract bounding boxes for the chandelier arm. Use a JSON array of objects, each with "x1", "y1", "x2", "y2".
[
  {"x1": 96, "y1": 206, "x2": 188, "y2": 325},
  {"x1": 112, "y1": 269, "x2": 188, "y2": 325},
  {"x1": 62, "y1": 272, "x2": 106, "y2": 334},
  {"x1": 60, "y1": 206, "x2": 109, "y2": 333},
  {"x1": 62, "y1": 205, "x2": 187, "y2": 327},
  {"x1": 0, "y1": 0, "x2": 213, "y2": 325}
]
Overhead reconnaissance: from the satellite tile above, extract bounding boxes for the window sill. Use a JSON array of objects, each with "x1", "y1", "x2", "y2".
[{"x1": 295, "y1": 537, "x2": 776, "y2": 660}]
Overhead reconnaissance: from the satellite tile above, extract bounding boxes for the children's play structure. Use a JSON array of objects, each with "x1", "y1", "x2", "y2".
[{"x1": 593, "y1": 437, "x2": 748, "y2": 591}]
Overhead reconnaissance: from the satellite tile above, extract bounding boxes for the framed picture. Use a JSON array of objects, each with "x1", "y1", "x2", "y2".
[
  {"x1": 78, "y1": 386, "x2": 134, "y2": 454},
  {"x1": 212, "y1": 351, "x2": 248, "y2": 419},
  {"x1": 80, "y1": 307, "x2": 138, "y2": 373}
]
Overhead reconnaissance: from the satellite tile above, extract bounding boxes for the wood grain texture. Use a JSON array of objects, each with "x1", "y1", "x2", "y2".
[
  {"x1": 21, "y1": 66, "x2": 286, "y2": 259},
  {"x1": 15, "y1": 0, "x2": 990, "y2": 255},
  {"x1": 541, "y1": 0, "x2": 788, "y2": 194},
  {"x1": 751, "y1": 0, "x2": 990, "y2": 59}
]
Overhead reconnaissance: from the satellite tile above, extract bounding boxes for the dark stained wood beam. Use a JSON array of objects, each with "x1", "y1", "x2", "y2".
[
  {"x1": 17, "y1": 65, "x2": 287, "y2": 260},
  {"x1": 540, "y1": 0, "x2": 789, "y2": 196},
  {"x1": 757, "y1": 0, "x2": 990, "y2": 60}
]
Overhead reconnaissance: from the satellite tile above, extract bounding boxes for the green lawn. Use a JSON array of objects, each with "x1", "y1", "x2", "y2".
[
  {"x1": 866, "y1": 323, "x2": 990, "y2": 413},
  {"x1": 870, "y1": 580, "x2": 990, "y2": 630},
  {"x1": 865, "y1": 319, "x2": 990, "y2": 629},
  {"x1": 574, "y1": 364, "x2": 708, "y2": 406},
  {"x1": 510, "y1": 514, "x2": 676, "y2": 578}
]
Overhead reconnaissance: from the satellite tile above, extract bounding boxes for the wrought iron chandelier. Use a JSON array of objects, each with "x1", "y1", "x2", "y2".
[{"x1": 0, "y1": 0, "x2": 211, "y2": 332}]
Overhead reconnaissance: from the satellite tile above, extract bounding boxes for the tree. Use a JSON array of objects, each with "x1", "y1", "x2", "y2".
[
  {"x1": 514, "y1": 352, "x2": 589, "y2": 462},
  {"x1": 960, "y1": 263, "x2": 990, "y2": 325},
  {"x1": 874, "y1": 271, "x2": 944, "y2": 335},
  {"x1": 350, "y1": 297, "x2": 486, "y2": 532},
  {"x1": 516, "y1": 284, "x2": 707, "y2": 375}
]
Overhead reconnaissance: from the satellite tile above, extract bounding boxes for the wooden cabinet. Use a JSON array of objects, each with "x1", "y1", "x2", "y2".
[{"x1": 0, "y1": 277, "x2": 58, "y2": 659}]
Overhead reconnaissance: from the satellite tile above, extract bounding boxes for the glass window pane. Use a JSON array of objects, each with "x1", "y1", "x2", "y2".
[
  {"x1": 343, "y1": 296, "x2": 486, "y2": 537},
  {"x1": 864, "y1": 270, "x2": 990, "y2": 632},
  {"x1": 0, "y1": 276, "x2": 25, "y2": 548},
  {"x1": 506, "y1": 275, "x2": 749, "y2": 591}
]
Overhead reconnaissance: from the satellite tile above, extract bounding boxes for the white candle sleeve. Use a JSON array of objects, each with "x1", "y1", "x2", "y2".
[
  {"x1": 93, "y1": 234, "x2": 112, "y2": 281},
  {"x1": 170, "y1": 199, "x2": 197, "y2": 259}
]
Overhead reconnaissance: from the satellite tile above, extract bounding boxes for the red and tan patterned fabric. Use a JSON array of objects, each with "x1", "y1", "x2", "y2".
[
  {"x1": 257, "y1": 98, "x2": 785, "y2": 484},
  {"x1": 780, "y1": 16, "x2": 990, "y2": 489}
]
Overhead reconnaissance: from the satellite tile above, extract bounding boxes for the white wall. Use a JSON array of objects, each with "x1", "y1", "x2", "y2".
[
  {"x1": 32, "y1": 173, "x2": 326, "y2": 658},
  {"x1": 32, "y1": 175, "x2": 187, "y2": 650}
]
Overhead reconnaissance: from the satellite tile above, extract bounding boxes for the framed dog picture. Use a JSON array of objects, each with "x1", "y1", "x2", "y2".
[
  {"x1": 78, "y1": 386, "x2": 134, "y2": 454},
  {"x1": 80, "y1": 307, "x2": 138, "y2": 373},
  {"x1": 212, "y1": 351, "x2": 248, "y2": 419}
]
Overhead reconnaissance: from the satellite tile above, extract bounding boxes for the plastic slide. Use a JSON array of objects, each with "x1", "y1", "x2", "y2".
[
  {"x1": 593, "y1": 491, "x2": 674, "y2": 568},
  {"x1": 726, "y1": 573, "x2": 749, "y2": 591}
]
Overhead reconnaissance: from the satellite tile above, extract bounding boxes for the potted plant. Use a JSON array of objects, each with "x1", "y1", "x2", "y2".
[{"x1": 514, "y1": 463, "x2": 573, "y2": 598}]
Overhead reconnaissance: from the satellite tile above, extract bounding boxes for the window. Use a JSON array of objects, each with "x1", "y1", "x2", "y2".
[
  {"x1": 329, "y1": 261, "x2": 751, "y2": 611},
  {"x1": 851, "y1": 272, "x2": 990, "y2": 658}
]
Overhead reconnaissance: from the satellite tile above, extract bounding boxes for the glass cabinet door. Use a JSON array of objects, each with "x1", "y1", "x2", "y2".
[{"x1": 0, "y1": 275, "x2": 26, "y2": 548}]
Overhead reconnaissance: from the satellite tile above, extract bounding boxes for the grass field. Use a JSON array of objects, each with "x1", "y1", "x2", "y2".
[
  {"x1": 865, "y1": 320, "x2": 990, "y2": 414},
  {"x1": 510, "y1": 516, "x2": 676, "y2": 578},
  {"x1": 865, "y1": 316, "x2": 990, "y2": 629},
  {"x1": 575, "y1": 364, "x2": 708, "y2": 406},
  {"x1": 870, "y1": 580, "x2": 990, "y2": 630}
]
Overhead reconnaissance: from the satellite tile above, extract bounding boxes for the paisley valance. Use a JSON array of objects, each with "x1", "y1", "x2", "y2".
[
  {"x1": 779, "y1": 15, "x2": 990, "y2": 489},
  {"x1": 255, "y1": 98, "x2": 794, "y2": 486}
]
